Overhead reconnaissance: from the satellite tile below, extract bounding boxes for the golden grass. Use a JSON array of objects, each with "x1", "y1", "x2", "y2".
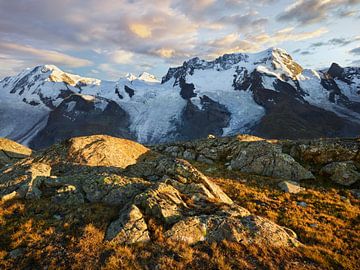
[{"x1": 0, "y1": 161, "x2": 359, "y2": 269}]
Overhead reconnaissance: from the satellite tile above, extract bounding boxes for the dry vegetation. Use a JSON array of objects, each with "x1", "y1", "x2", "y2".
[{"x1": 1, "y1": 161, "x2": 359, "y2": 269}]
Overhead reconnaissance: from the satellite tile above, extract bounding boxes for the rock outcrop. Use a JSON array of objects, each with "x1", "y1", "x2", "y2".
[
  {"x1": 36, "y1": 135, "x2": 149, "y2": 168},
  {"x1": 320, "y1": 161, "x2": 360, "y2": 186},
  {"x1": 0, "y1": 138, "x2": 32, "y2": 168},
  {"x1": 106, "y1": 204, "x2": 150, "y2": 244},
  {"x1": 155, "y1": 135, "x2": 359, "y2": 185},
  {"x1": 156, "y1": 135, "x2": 314, "y2": 181},
  {"x1": 228, "y1": 141, "x2": 314, "y2": 180},
  {"x1": 0, "y1": 135, "x2": 299, "y2": 247}
]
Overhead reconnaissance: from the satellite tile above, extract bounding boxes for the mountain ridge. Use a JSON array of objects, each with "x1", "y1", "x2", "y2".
[{"x1": 1, "y1": 47, "x2": 359, "y2": 149}]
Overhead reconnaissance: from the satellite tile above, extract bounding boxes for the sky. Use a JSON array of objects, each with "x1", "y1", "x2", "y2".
[{"x1": 0, "y1": 0, "x2": 359, "y2": 81}]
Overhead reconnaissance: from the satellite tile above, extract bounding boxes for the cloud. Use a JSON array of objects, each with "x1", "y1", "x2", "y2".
[
  {"x1": 277, "y1": 0, "x2": 360, "y2": 25},
  {"x1": 0, "y1": 42, "x2": 92, "y2": 67},
  {"x1": 110, "y1": 50, "x2": 134, "y2": 64},
  {"x1": 129, "y1": 23, "x2": 152, "y2": 38},
  {"x1": 200, "y1": 27, "x2": 327, "y2": 58},
  {"x1": 0, "y1": 54, "x2": 26, "y2": 78},
  {"x1": 349, "y1": 47, "x2": 360, "y2": 55},
  {"x1": 250, "y1": 27, "x2": 328, "y2": 45},
  {"x1": 0, "y1": 0, "x2": 357, "y2": 78},
  {"x1": 98, "y1": 63, "x2": 122, "y2": 80},
  {"x1": 153, "y1": 48, "x2": 176, "y2": 58},
  {"x1": 310, "y1": 36, "x2": 360, "y2": 48}
]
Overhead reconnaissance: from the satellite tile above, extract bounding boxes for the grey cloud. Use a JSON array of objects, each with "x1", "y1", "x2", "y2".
[
  {"x1": 0, "y1": 0, "x2": 276, "y2": 67},
  {"x1": 171, "y1": 0, "x2": 270, "y2": 32},
  {"x1": 350, "y1": 47, "x2": 360, "y2": 55},
  {"x1": 310, "y1": 36, "x2": 360, "y2": 48},
  {"x1": 300, "y1": 50, "x2": 312, "y2": 55},
  {"x1": 277, "y1": 0, "x2": 360, "y2": 25}
]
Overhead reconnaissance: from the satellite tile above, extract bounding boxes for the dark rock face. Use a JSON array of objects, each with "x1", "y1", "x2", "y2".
[
  {"x1": 327, "y1": 63, "x2": 345, "y2": 79},
  {"x1": 175, "y1": 96, "x2": 230, "y2": 141},
  {"x1": 246, "y1": 71, "x2": 360, "y2": 139},
  {"x1": 320, "y1": 75, "x2": 360, "y2": 113},
  {"x1": 29, "y1": 95, "x2": 135, "y2": 150},
  {"x1": 124, "y1": 85, "x2": 135, "y2": 98},
  {"x1": 179, "y1": 78, "x2": 197, "y2": 99}
]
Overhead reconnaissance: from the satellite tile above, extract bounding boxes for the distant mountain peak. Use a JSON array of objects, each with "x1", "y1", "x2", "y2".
[
  {"x1": 162, "y1": 47, "x2": 303, "y2": 84},
  {"x1": 125, "y1": 73, "x2": 137, "y2": 81},
  {"x1": 138, "y1": 72, "x2": 159, "y2": 83}
]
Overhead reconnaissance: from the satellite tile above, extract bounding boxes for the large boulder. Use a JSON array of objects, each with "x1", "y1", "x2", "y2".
[
  {"x1": 165, "y1": 208, "x2": 299, "y2": 247},
  {"x1": 283, "y1": 138, "x2": 360, "y2": 166},
  {"x1": 37, "y1": 135, "x2": 149, "y2": 168},
  {"x1": 229, "y1": 141, "x2": 314, "y2": 180},
  {"x1": 320, "y1": 161, "x2": 360, "y2": 186}
]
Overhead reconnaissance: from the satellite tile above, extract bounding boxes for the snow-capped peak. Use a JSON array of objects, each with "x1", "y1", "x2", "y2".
[
  {"x1": 41, "y1": 65, "x2": 101, "y2": 86},
  {"x1": 138, "y1": 72, "x2": 160, "y2": 83},
  {"x1": 269, "y1": 47, "x2": 303, "y2": 78},
  {"x1": 125, "y1": 73, "x2": 138, "y2": 81},
  {"x1": 162, "y1": 47, "x2": 303, "y2": 84}
]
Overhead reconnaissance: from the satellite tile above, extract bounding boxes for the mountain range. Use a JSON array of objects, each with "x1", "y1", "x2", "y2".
[{"x1": 1, "y1": 47, "x2": 359, "y2": 149}]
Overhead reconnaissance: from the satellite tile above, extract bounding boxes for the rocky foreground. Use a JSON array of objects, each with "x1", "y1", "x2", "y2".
[{"x1": 0, "y1": 134, "x2": 359, "y2": 269}]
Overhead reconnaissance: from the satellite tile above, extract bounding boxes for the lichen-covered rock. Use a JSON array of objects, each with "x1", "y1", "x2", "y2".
[
  {"x1": 183, "y1": 149, "x2": 196, "y2": 160},
  {"x1": 197, "y1": 155, "x2": 214, "y2": 164},
  {"x1": 0, "y1": 135, "x2": 305, "y2": 248},
  {"x1": 229, "y1": 141, "x2": 314, "y2": 180},
  {"x1": 283, "y1": 138, "x2": 360, "y2": 166},
  {"x1": 0, "y1": 138, "x2": 32, "y2": 168},
  {"x1": 157, "y1": 158, "x2": 233, "y2": 204},
  {"x1": 135, "y1": 182, "x2": 188, "y2": 225},
  {"x1": 81, "y1": 174, "x2": 148, "y2": 205},
  {"x1": 165, "y1": 210, "x2": 299, "y2": 247},
  {"x1": 0, "y1": 161, "x2": 51, "y2": 201},
  {"x1": 106, "y1": 204, "x2": 150, "y2": 244},
  {"x1": 320, "y1": 161, "x2": 360, "y2": 186},
  {"x1": 165, "y1": 216, "x2": 207, "y2": 244},
  {"x1": 37, "y1": 135, "x2": 149, "y2": 168},
  {"x1": 52, "y1": 184, "x2": 85, "y2": 204}
]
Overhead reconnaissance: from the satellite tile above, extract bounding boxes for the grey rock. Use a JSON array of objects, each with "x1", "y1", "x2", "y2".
[
  {"x1": 297, "y1": 202, "x2": 307, "y2": 207},
  {"x1": 320, "y1": 161, "x2": 360, "y2": 186},
  {"x1": 135, "y1": 182, "x2": 187, "y2": 225},
  {"x1": 8, "y1": 248, "x2": 24, "y2": 259},
  {"x1": 165, "y1": 211, "x2": 299, "y2": 247},
  {"x1": 278, "y1": 181, "x2": 303, "y2": 194},
  {"x1": 197, "y1": 155, "x2": 214, "y2": 164},
  {"x1": 183, "y1": 149, "x2": 196, "y2": 160},
  {"x1": 230, "y1": 141, "x2": 314, "y2": 181},
  {"x1": 106, "y1": 204, "x2": 150, "y2": 244}
]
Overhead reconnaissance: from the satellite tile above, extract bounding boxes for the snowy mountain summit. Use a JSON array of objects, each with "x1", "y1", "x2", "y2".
[{"x1": 1, "y1": 47, "x2": 359, "y2": 149}]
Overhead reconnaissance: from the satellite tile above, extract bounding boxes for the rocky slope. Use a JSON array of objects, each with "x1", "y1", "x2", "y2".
[
  {"x1": 1, "y1": 48, "x2": 359, "y2": 149},
  {"x1": 0, "y1": 135, "x2": 300, "y2": 247},
  {"x1": 0, "y1": 134, "x2": 359, "y2": 269}
]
